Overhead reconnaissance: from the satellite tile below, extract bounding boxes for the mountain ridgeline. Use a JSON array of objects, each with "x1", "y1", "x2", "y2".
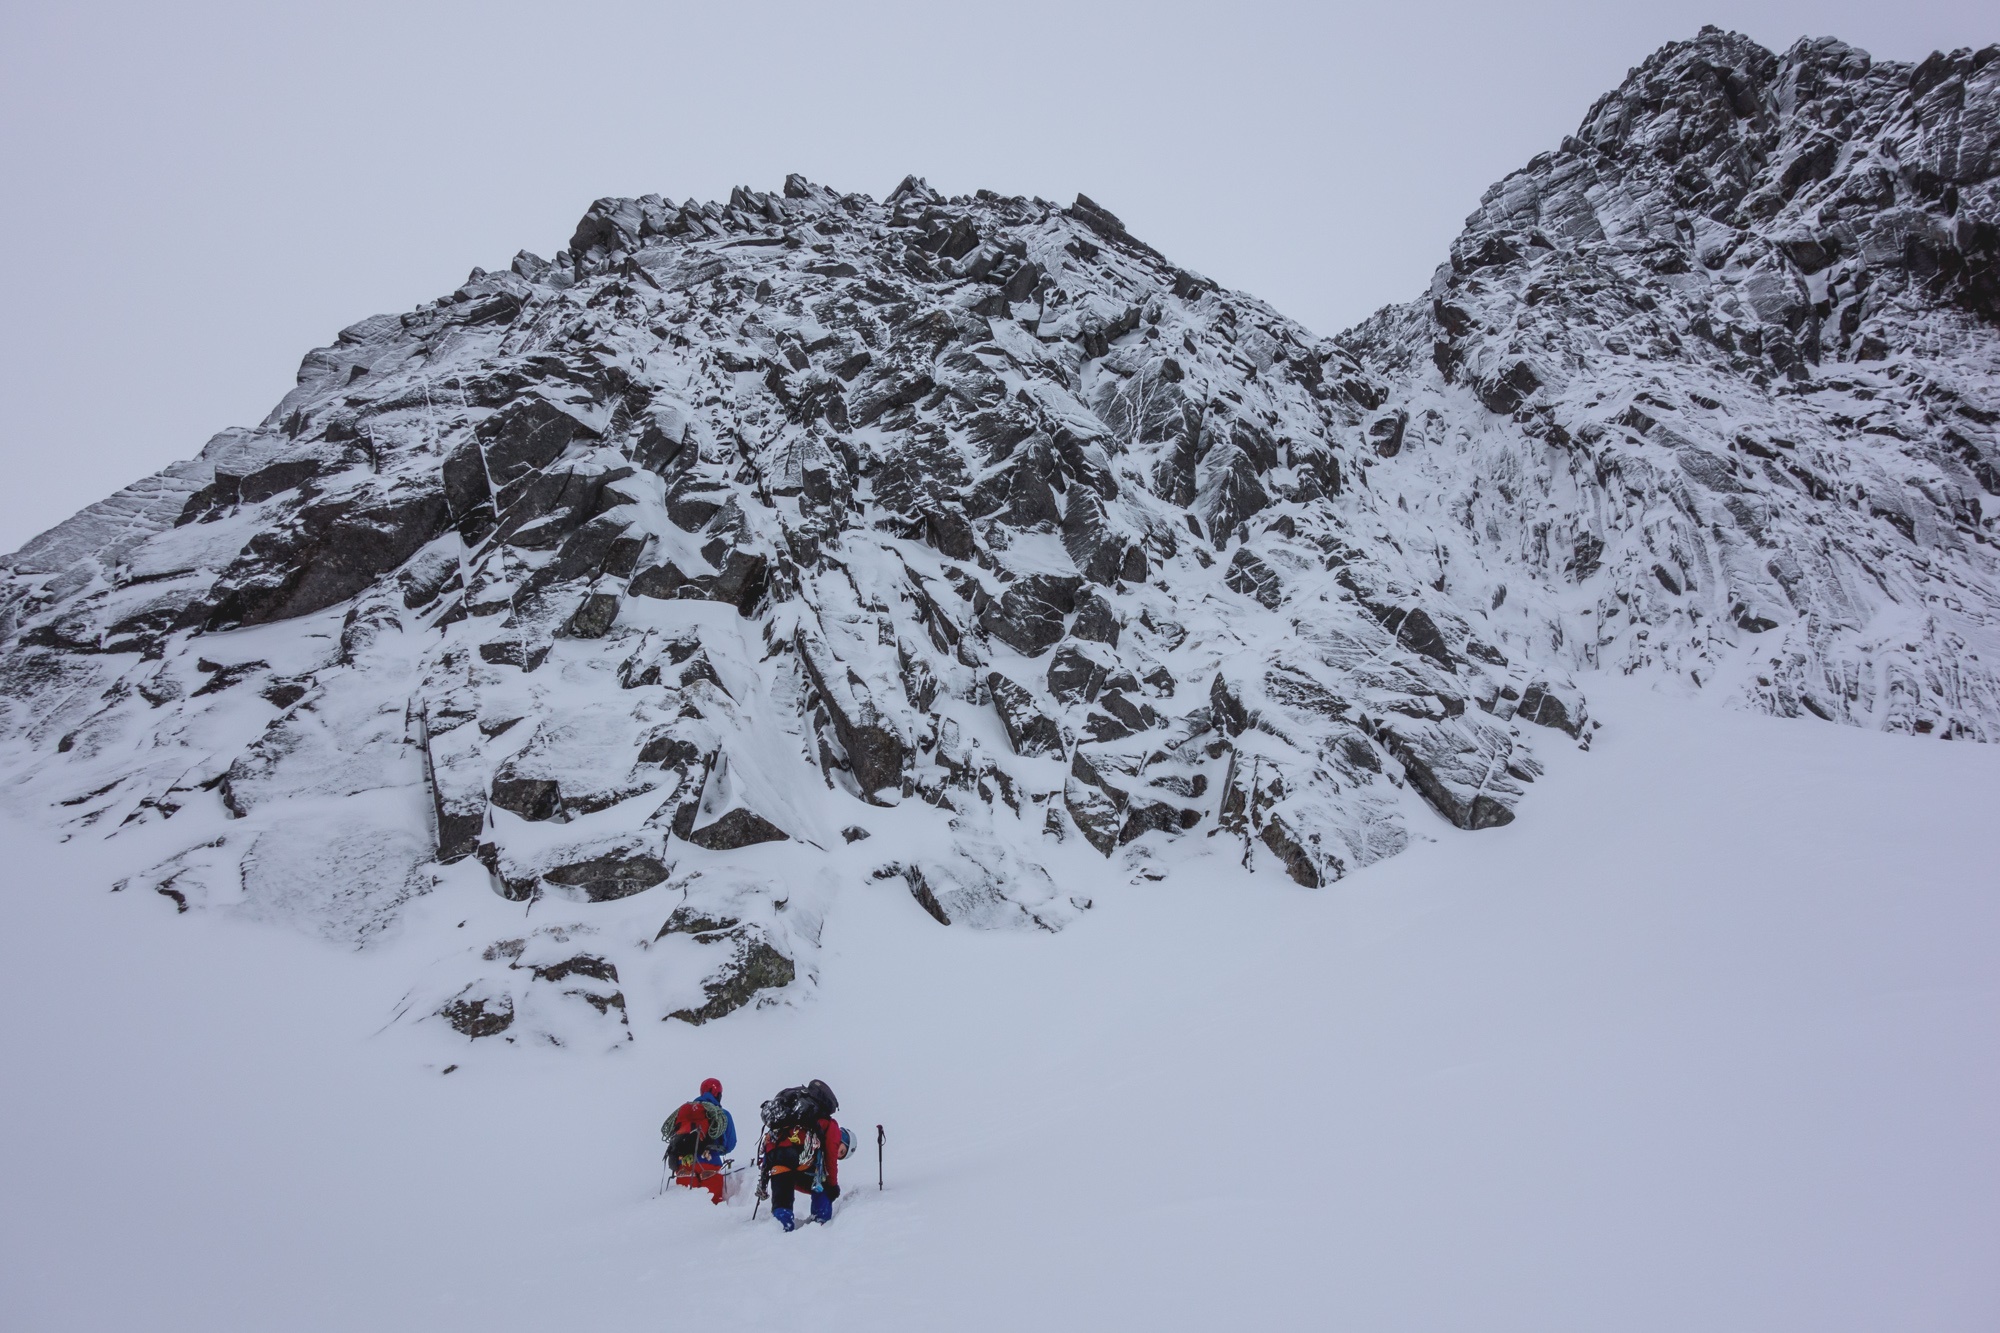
[{"x1": 2, "y1": 29, "x2": 1994, "y2": 1044}]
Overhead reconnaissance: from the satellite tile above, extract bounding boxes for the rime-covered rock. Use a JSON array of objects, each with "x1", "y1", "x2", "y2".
[
  {"x1": 4, "y1": 27, "x2": 1996, "y2": 1035},
  {"x1": 1345, "y1": 27, "x2": 2000, "y2": 740}
]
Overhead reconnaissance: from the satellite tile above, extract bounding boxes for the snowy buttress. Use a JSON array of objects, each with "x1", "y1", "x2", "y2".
[{"x1": 4, "y1": 28, "x2": 1996, "y2": 1040}]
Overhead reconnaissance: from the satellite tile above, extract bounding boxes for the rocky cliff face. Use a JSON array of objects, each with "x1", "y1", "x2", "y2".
[
  {"x1": 1347, "y1": 28, "x2": 2000, "y2": 737},
  {"x1": 2, "y1": 28, "x2": 1994, "y2": 1043}
]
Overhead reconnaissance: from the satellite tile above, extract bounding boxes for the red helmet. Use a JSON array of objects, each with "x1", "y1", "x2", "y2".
[{"x1": 699, "y1": 1077, "x2": 722, "y2": 1099}]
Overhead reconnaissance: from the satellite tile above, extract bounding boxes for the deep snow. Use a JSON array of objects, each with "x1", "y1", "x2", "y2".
[{"x1": 3, "y1": 678, "x2": 1996, "y2": 1332}]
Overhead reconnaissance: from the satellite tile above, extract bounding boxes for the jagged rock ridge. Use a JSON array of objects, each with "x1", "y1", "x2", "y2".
[
  {"x1": 1346, "y1": 28, "x2": 2000, "y2": 736},
  {"x1": 2, "y1": 27, "x2": 1995, "y2": 1041}
]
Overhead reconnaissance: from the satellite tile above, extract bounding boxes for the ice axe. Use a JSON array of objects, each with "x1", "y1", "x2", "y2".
[
  {"x1": 876, "y1": 1124, "x2": 885, "y2": 1191},
  {"x1": 751, "y1": 1115, "x2": 770, "y2": 1220}
]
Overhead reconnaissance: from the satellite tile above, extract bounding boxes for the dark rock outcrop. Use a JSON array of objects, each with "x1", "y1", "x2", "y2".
[
  {"x1": 440, "y1": 993, "x2": 514, "y2": 1038},
  {"x1": 988, "y1": 672, "x2": 1065, "y2": 757},
  {"x1": 667, "y1": 930, "x2": 796, "y2": 1025}
]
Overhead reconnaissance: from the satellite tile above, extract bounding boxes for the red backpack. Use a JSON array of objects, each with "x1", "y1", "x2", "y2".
[{"x1": 662, "y1": 1101, "x2": 716, "y2": 1168}]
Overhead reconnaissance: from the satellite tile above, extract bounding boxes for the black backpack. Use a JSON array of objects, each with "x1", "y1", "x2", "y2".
[{"x1": 761, "y1": 1079, "x2": 838, "y2": 1132}]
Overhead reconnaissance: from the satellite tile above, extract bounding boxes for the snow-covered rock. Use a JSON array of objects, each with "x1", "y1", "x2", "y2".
[
  {"x1": 1346, "y1": 28, "x2": 2000, "y2": 739},
  {"x1": 2, "y1": 30, "x2": 1995, "y2": 1032}
]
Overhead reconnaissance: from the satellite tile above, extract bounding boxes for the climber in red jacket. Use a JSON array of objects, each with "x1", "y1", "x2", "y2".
[{"x1": 757, "y1": 1079, "x2": 852, "y2": 1229}]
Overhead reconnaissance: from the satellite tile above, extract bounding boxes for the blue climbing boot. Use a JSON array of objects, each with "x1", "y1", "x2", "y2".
[
  {"x1": 810, "y1": 1192, "x2": 833, "y2": 1224},
  {"x1": 772, "y1": 1207, "x2": 796, "y2": 1232}
]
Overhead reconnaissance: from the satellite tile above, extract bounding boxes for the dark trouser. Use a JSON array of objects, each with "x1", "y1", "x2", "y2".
[{"x1": 767, "y1": 1169, "x2": 839, "y2": 1213}]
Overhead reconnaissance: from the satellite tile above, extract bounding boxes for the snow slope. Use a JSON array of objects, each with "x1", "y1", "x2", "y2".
[{"x1": 4, "y1": 682, "x2": 1994, "y2": 1332}]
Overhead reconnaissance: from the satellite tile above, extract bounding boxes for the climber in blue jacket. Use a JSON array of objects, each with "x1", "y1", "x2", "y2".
[{"x1": 664, "y1": 1077, "x2": 738, "y2": 1202}]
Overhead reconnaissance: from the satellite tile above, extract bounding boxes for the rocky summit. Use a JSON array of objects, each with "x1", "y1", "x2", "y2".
[{"x1": 2, "y1": 28, "x2": 1995, "y2": 1045}]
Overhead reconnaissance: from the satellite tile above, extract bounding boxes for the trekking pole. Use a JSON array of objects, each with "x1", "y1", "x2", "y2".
[
  {"x1": 658, "y1": 1151, "x2": 669, "y2": 1198},
  {"x1": 876, "y1": 1124, "x2": 885, "y2": 1191},
  {"x1": 751, "y1": 1117, "x2": 769, "y2": 1220}
]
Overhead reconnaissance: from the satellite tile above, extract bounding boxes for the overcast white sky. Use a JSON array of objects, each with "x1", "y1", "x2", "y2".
[{"x1": 1, "y1": 0, "x2": 1991, "y2": 554}]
